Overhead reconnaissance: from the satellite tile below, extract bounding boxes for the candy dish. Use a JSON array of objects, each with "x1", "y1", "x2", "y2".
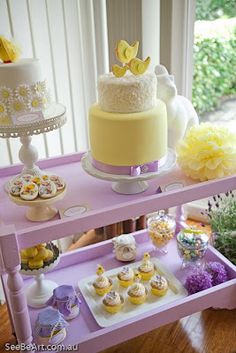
[
  {"x1": 147, "y1": 211, "x2": 176, "y2": 254},
  {"x1": 21, "y1": 243, "x2": 60, "y2": 308},
  {"x1": 78, "y1": 258, "x2": 187, "y2": 327},
  {"x1": 177, "y1": 228, "x2": 209, "y2": 268}
]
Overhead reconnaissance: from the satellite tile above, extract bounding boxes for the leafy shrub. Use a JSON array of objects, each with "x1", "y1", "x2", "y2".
[
  {"x1": 192, "y1": 31, "x2": 236, "y2": 115},
  {"x1": 196, "y1": 0, "x2": 236, "y2": 21}
]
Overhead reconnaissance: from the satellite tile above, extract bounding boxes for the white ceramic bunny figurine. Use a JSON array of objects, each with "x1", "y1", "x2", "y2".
[{"x1": 155, "y1": 64, "x2": 199, "y2": 149}]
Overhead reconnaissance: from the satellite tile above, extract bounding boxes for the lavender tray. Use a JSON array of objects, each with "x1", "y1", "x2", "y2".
[{"x1": 7, "y1": 230, "x2": 234, "y2": 353}]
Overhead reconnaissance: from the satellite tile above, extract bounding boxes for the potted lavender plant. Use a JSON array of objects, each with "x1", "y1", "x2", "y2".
[{"x1": 205, "y1": 191, "x2": 236, "y2": 265}]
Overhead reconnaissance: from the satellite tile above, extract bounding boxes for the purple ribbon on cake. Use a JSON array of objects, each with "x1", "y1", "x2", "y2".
[{"x1": 92, "y1": 159, "x2": 159, "y2": 176}]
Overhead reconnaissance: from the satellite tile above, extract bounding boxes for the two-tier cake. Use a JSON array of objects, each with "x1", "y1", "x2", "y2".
[{"x1": 88, "y1": 40, "x2": 167, "y2": 176}]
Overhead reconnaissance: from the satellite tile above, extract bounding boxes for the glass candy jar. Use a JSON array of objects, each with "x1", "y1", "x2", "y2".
[
  {"x1": 147, "y1": 211, "x2": 176, "y2": 254},
  {"x1": 177, "y1": 228, "x2": 209, "y2": 268}
]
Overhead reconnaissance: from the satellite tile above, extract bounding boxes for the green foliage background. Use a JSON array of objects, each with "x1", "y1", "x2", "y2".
[
  {"x1": 196, "y1": 0, "x2": 236, "y2": 20},
  {"x1": 192, "y1": 0, "x2": 236, "y2": 115},
  {"x1": 192, "y1": 32, "x2": 236, "y2": 114}
]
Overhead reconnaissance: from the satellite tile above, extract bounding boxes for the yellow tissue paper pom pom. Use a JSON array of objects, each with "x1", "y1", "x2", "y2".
[{"x1": 177, "y1": 123, "x2": 236, "y2": 181}]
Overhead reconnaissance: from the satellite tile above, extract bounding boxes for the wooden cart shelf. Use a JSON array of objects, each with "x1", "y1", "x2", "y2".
[{"x1": 0, "y1": 152, "x2": 236, "y2": 353}]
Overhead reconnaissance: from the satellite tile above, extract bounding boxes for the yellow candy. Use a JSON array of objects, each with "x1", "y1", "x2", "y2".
[
  {"x1": 33, "y1": 247, "x2": 48, "y2": 261},
  {"x1": 36, "y1": 243, "x2": 47, "y2": 249},
  {"x1": 24, "y1": 247, "x2": 38, "y2": 258},
  {"x1": 44, "y1": 249, "x2": 54, "y2": 261},
  {"x1": 28, "y1": 259, "x2": 44, "y2": 269}
]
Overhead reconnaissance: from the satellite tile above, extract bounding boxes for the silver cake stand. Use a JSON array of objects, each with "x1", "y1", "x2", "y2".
[
  {"x1": 81, "y1": 149, "x2": 176, "y2": 194},
  {"x1": 0, "y1": 103, "x2": 66, "y2": 189}
]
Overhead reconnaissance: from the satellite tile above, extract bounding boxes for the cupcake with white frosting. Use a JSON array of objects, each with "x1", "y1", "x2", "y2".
[
  {"x1": 103, "y1": 291, "x2": 124, "y2": 313},
  {"x1": 138, "y1": 253, "x2": 155, "y2": 281},
  {"x1": 127, "y1": 273, "x2": 148, "y2": 305},
  {"x1": 150, "y1": 275, "x2": 168, "y2": 296},
  {"x1": 92, "y1": 264, "x2": 112, "y2": 296},
  {"x1": 117, "y1": 266, "x2": 134, "y2": 288}
]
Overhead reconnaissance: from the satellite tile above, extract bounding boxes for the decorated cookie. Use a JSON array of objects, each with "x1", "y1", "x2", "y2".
[
  {"x1": 31, "y1": 176, "x2": 42, "y2": 185},
  {"x1": 39, "y1": 181, "x2": 57, "y2": 199},
  {"x1": 10, "y1": 184, "x2": 22, "y2": 196},
  {"x1": 49, "y1": 175, "x2": 65, "y2": 191},
  {"x1": 41, "y1": 175, "x2": 50, "y2": 181},
  {"x1": 21, "y1": 174, "x2": 33, "y2": 183},
  {"x1": 11, "y1": 176, "x2": 24, "y2": 187},
  {"x1": 20, "y1": 183, "x2": 38, "y2": 200}
]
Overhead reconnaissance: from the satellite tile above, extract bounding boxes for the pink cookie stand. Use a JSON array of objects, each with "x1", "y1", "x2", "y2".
[{"x1": 0, "y1": 152, "x2": 236, "y2": 353}]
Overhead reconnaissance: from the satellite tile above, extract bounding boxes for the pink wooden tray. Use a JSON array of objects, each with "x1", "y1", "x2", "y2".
[
  {"x1": 2, "y1": 231, "x2": 235, "y2": 353},
  {"x1": 1, "y1": 153, "x2": 236, "y2": 353}
]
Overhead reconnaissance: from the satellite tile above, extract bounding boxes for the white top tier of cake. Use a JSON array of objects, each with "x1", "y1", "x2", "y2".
[
  {"x1": 98, "y1": 72, "x2": 157, "y2": 113},
  {"x1": 0, "y1": 59, "x2": 44, "y2": 89}
]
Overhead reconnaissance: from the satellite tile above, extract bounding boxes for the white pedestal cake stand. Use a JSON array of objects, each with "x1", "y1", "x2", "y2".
[
  {"x1": 81, "y1": 149, "x2": 176, "y2": 195},
  {"x1": 21, "y1": 247, "x2": 60, "y2": 308},
  {"x1": 0, "y1": 103, "x2": 66, "y2": 186}
]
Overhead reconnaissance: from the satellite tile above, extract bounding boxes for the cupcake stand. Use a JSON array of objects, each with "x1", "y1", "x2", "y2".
[{"x1": 0, "y1": 152, "x2": 236, "y2": 353}]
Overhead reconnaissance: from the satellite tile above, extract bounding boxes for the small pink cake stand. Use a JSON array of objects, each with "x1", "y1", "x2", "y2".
[
  {"x1": 20, "y1": 245, "x2": 60, "y2": 308},
  {"x1": 81, "y1": 150, "x2": 176, "y2": 195}
]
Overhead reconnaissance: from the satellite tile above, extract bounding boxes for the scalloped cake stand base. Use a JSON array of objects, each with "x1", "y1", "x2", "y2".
[{"x1": 82, "y1": 149, "x2": 176, "y2": 195}]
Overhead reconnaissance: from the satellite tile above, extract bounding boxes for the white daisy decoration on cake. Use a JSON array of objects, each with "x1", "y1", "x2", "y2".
[
  {"x1": 0, "y1": 86, "x2": 13, "y2": 102},
  {"x1": 41, "y1": 90, "x2": 51, "y2": 108},
  {"x1": 29, "y1": 94, "x2": 43, "y2": 111},
  {"x1": 33, "y1": 80, "x2": 47, "y2": 95},
  {"x1": 15, "y1": 84, "x2": 31, "y2": 100},
  {"x1": 0, "y1": 101, "x2": 8, "y2": 117},
  {"x1": 10, "y1": 98, "x2": 26, "y2": 114}
]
